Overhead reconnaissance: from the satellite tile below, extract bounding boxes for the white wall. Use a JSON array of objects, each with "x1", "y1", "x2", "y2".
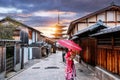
[
  {"x1": 32, "y1": 31, "x2": 35, "y2": 43},
  {"x1": 88, "y1": 16, "x2": 96, "y2": 22},
  {"x1": 29, "y1": 39, "x2": 32, "y2": 44},
  {"x1": 36, "y1": 33, "x2": 38, "y2": 42},
  {"x1": 107, "y1": 11, "x2": 115, "y2": 21},
  {"x1": 28, "y1": 48, "x2": 32, "y2": 60},
  {"x1": 23, "y1": 47, "x2": 28, "y2": 63},
  {"x1": 117, "y1": 11, "x2": 120, "y2": 21},
  {"x1": 97, "y1": 12, "x2": 105, "y2": 21},
  {"x1": 78, "y1": 23, "x2": 87, "y2": 31}
]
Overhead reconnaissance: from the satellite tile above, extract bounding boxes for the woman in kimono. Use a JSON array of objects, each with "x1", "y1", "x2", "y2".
[{"x1": 65, "y1": 49, "x2": 76, "y2": 80}]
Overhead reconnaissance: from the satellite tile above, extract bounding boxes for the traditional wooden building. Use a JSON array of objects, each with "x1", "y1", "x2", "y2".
[
  {"x1": 91, "y1": 26, "x2": 120, "y2": 80},
  {"x1": 67, "y1": 4, "x2": 120, "y2": 80},
  {"x1": 0, "y1": 17, "x2": 45, "y2": 76},
  {"x1": 72, "y1": 21, "x2": 107, "y2": 66},
  {"x1": 68, "y1": 4, "x2": 120, "y2": 63}
]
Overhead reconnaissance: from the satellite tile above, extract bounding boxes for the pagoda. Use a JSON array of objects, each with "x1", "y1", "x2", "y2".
[
  {"x1": 52, "y1": 12, "x2": 66, "y2": 39},
  {"x1": 52, "y1": 24, "x2": 66, "y2": 39}
]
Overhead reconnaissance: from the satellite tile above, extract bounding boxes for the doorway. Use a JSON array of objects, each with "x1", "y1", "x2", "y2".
[{"x1": 6, "y1": 46, "x2": 14, "y2": 73}]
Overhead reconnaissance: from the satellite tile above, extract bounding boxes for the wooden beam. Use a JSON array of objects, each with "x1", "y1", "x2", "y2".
[
  {"x1": 115, "y1": 11, "x2": 117, "y2": 26},
  {"x1": 105, "y1": 11, "x2": 107, "y2": 25}
]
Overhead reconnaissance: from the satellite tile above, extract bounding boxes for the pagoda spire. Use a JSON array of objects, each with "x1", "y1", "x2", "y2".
[{"x1": 58, "y1": 10, "x2": 60, "y2": 24}]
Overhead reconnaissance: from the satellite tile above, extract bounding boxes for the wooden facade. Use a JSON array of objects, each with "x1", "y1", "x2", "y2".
[
  {"x1": 96, "y1": 47, "x2": 120, "y2": 74},
  {"x1": 91, "y1": 28, "x2": 120, "y2": 76},
  {"x1": 72, "y1": 21, "x2": 107, "y2": 66},
  {"x1": 67, "y1": 4, "x2": 120, "y2": 79},
  {"x1": 80, "y1": 38, "x2": 96, "y2": 66}
]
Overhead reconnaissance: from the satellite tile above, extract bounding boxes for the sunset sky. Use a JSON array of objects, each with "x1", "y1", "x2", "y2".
[{"x1": 0, "y1": 0, "x2": 120, "y2": 37}]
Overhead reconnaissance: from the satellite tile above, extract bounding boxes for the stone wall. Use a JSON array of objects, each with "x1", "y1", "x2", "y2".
[{"x1": 95, "y1": 67, "x2": 120, "y2": 80}]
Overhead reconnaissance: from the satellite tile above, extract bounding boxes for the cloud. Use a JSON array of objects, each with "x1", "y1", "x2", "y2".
[
  {"x1": 0, "y1": 16, "x2": 4, "y2": 19},
  {"x1": 32, "y1": 10, "x2": 77, "y2": 17},
  {"x1": 0, "y1": 0, "x2": 120, "y2": 36},
  {"x1": 32, "y1": 10, "x2": 58, "y2": 17},
  {"x1": 0, "y1": 0, "x2": 120, "y2": 13},
  {"x1": 34, "y1": 27, "x2": 55, "y2": 37},
  {"x1": 0, "y1": 7, "x2": 22, "y2": 13},
  {"x1": 13, "y1": 10, "x2": 77, "y2": 27},
  {"x1": 17, "y1": 14, "x2": 32, "y2": 18}
]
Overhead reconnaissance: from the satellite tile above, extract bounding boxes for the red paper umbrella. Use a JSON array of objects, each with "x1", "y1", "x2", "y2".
[{"x1": 58, "y1": 39, "x2": 82, "y2": 51}]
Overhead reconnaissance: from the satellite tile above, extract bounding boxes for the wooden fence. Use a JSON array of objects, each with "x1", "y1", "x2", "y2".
[
  {"x1": 81, "y1": 38, "x2": 96, "y2": 66},
  {"x1": 96, "y1": 34, "x2": 120, "y2": 75}
]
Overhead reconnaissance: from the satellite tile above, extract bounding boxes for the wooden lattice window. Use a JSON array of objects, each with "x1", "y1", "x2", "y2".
[
  {"x1": 98, "y1": 38, "x2": 112, "y2": 45},
  {"x1": 114, "y1": 37, "x2": 120, "y2": 46}
]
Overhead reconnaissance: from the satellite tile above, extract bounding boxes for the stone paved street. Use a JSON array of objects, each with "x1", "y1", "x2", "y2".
[
  {"x1": 7, "y1": 51, "x2": 99, "y2": 80},
  {"x1": 75, "y1": 61, "x2": 99, "y2": 80}
]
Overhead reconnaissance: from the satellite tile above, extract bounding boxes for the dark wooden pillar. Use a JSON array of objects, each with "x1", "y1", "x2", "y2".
[{"x1": 21, "y1": 47, "x2": 24, "y2": 69}]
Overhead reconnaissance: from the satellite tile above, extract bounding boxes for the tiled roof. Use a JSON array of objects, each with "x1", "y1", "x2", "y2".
[
  {"x1": 29, "y1": 41, "x2": 44, "y2": 47},
  {"x1": 73, "y1": 20, "x2": 108, "y2": 36},
  {"x1": 91, "y1": 26, "x2": 120, "y2": 36},
  {"x1": 70, "y1": 36, "x2": 78, "y2": 40}
]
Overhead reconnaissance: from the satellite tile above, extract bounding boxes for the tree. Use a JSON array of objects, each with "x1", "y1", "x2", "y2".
[{"x1": 0, "y1": 24, "x2": 16, "y2": 39}]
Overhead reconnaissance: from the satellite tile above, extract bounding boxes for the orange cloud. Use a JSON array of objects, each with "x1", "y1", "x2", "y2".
[{"x1": 34, "y1": 27, "x2": 56, "y2": 37}]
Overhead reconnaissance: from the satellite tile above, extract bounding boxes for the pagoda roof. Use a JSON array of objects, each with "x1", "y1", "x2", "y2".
[{"x1": 54, "y1": 24, "x2": 66, "y2": 28}]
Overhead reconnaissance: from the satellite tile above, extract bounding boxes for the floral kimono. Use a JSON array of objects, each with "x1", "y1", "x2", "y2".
[{"x1": 65, "y1": 51, "x2": 76, "y2": 80}]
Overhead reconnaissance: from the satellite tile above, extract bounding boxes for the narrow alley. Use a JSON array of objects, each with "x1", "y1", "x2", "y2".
[{"x1": 6, "y1": 51, "x2": 98, "y2": 80}]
